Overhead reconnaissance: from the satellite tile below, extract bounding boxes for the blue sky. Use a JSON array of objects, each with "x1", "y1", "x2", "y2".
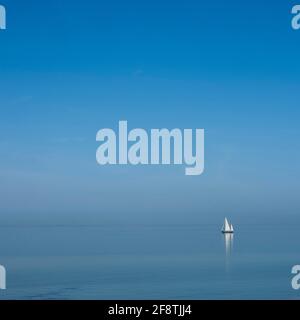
[{"x1": 0, "y1": 0, "x2": 299, "y2": 224}]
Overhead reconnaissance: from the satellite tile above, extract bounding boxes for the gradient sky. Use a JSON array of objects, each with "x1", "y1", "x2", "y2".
[{"x1": 0, "y1": 0, "x2": 299, "y2": 225}]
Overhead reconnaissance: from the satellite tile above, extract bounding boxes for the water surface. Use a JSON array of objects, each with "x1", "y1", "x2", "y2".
[{"x1": 0, "y1": 224, "x2": 299, "y2": 299}]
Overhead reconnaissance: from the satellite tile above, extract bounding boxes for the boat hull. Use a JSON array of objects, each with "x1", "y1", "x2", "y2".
[{"x1": 222, "y1": 231, "x2": 234, "y2": 234}]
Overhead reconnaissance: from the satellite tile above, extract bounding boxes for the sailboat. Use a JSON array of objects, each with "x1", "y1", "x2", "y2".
[{"x1": 222, "y1": 217, "x2": 234, "y2": 233}]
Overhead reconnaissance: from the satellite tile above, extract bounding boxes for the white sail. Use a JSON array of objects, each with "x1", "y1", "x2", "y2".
[
  {"x1": 223, "y1": 218, "x2": 230, "y2": 232},
  {"x1": 222, "y1": 218, "x2": 234, "y2": 233}
]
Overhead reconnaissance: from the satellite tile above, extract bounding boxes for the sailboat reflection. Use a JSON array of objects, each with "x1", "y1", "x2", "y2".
[{"x1": 224, "y1": 232, "x2": 234, "y2": 257}]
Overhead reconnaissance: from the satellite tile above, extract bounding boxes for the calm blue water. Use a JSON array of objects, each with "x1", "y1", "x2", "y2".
[{"x1": 0, "y1": 224, "x2": 299, "y2": 300}]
